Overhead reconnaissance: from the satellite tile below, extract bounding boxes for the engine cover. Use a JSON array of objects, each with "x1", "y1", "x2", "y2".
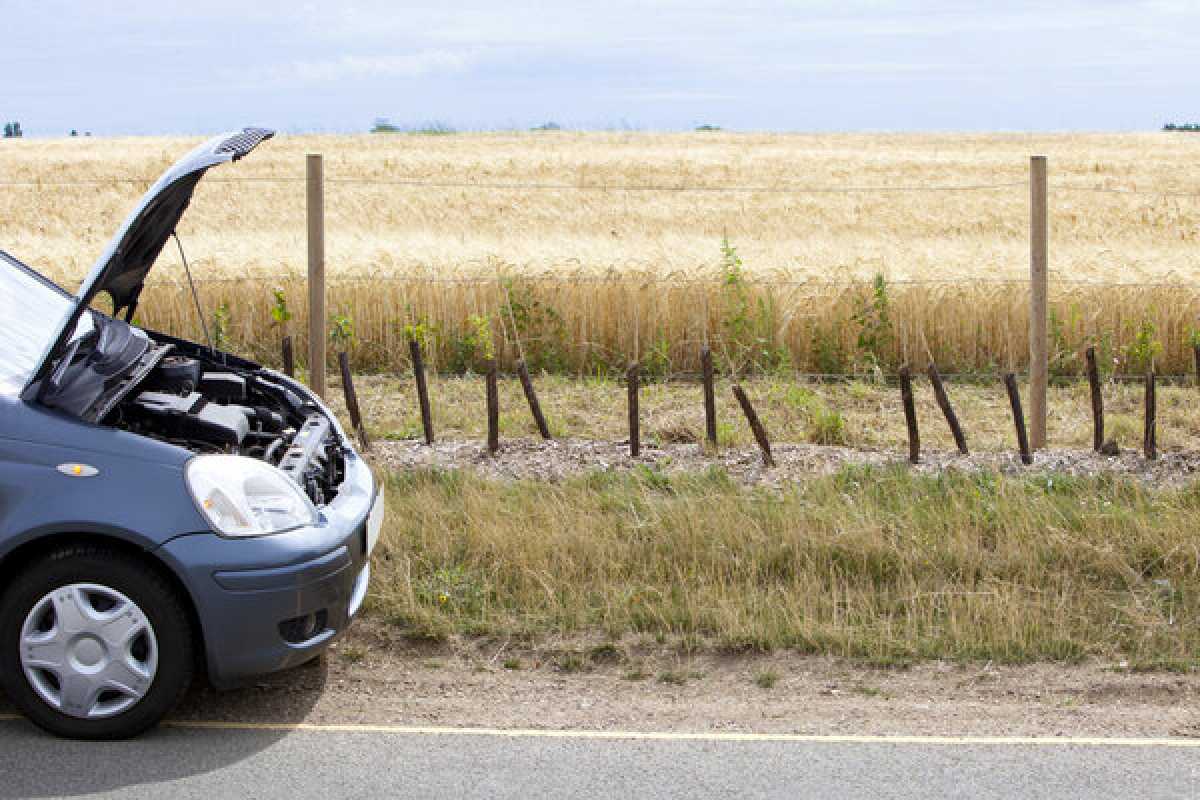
[
  {"x1": 125, "y1": 391, "x2": 250, "y2": 447},
  {"x1": 142, "y1": 356, "x2": 202, "y2": 395}
]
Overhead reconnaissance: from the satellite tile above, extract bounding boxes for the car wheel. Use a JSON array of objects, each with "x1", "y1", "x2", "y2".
[{"x1": 0, "y1": 545, "x2": 194, "y2": 739}]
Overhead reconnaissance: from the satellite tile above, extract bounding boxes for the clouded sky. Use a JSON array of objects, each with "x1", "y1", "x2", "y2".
[{"x1": 6, "y1": 1, "x2": 1198, "y2": 135}]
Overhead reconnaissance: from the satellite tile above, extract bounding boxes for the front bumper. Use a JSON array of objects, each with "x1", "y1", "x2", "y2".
[{"x1": 158, "y1": 449, "x2": 382, "y2": 688}]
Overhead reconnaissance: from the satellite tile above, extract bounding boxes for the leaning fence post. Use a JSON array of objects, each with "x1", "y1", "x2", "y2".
[
  {"x1": 701, "y1": 347, "x2": 718, "y2": 450},
  {"x1": 627, "y1": 361, "x2": 641, "y2": 457},
  {"x1": 516, "y1": 360, "x2": 552, "y2": 439},
  {"x1": 1144, "y1": 370, "x2": 1157, "y2": 460},
  {"x1": 899, "y1": 365, "x2": 920, "y2": 464},
  {"x1": 409, "y1": 338, "x2": 434, "y2": 445},
  {"x1": 306, "y1": 153, "x2": 327, "y2": 400},
  {"x1": 1193, "y1": 343, "x2": 1200, "y2": 388},
  {"x1": 337, "y1": 351, "x2": 369, "y2": 450},
  {"x1": 1004, "y1": 373, "x2": 1033, "y2": 465},
  {"x1": 1085, "y1": 346, "x2": 1104, "y2": 451},
  {"x1": 731, "y1": 384, "x2": 775, "y2": 467},
  {"x1": 281, "y1": 335, "x2": 295, "y2": 378},
  {"x1": 927, "y1": 363, "x2": 967, "y2": 455},
  {"x1": 486, "y1": 359, "x2": 499, "y2": 455},
  {"x1": 502, "y1": 286, "x2": 551, "y2": 440}
]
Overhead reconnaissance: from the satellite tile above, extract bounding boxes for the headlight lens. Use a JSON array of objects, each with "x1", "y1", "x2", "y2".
[{"x1": 186, "y1": 455, "x2": 318, "y2": 537}]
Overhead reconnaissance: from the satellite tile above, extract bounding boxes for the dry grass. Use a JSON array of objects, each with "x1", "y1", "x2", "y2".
[
  {"x1": 369, "y1": 465, "x2": 1200, "y2": 664},
  {"x1": 121, "y1": 276, "x2": 1200, "y2": 377},
  {"x1": 4, "y1": 131, "x2": 1200, "y2": 372}
]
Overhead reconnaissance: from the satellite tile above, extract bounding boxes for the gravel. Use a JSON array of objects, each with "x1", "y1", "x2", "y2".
[{"x1": 374, "y1": 437, "x2": 1200, "y2": 487}]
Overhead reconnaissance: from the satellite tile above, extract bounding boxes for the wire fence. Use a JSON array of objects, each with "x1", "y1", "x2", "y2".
[
  {"x1": 8, "y1": 159, "x2": 1200, "y2": 381},
  {"x1": 3, "y1": 175, "x2": 1200, "y2": 198},
  {"x1": 125, "y1": 275, "x2": 1200, "y2": 289}
]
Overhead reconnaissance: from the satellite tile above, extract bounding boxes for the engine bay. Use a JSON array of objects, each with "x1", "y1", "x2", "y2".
[
  {"x1": 31, "y1": 306, "x2": 347, "y2": 506},
  {"x1": 104, "y1": 350, "x2": 345, "y2": 505}
]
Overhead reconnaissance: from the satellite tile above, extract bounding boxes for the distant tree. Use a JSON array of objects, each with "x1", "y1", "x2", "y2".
[
  {"x1": 3, "y1": 123, "x2": 10, "y2": 138},
  {"x1": 371, "y1": 117, "x2": 401, "y2": 133},
  {"x1": 70, "y1": 129, "x2": 78, "y2": 137},
  {"x1": 531, "y1": 121, "x2": 561, "y2": 131},
  {"x1": 695, "y1": 124, "x2": 722, "y2": 132},
  {"x1": 11, "y1": 121, "x2": 21, "y2": 137}
]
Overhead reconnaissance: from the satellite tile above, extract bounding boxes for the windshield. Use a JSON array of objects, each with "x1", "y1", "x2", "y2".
[{"x1": 0, "y1": 252, "x2": 94, "y2": 396}]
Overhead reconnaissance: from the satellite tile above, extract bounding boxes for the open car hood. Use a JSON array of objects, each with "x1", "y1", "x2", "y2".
[
  {"x1": 78, "y1": 126, "x2": 274, "y2": 316},
  {"x1": 31, "y1": 127, "x2": 274, "y2": 390}
]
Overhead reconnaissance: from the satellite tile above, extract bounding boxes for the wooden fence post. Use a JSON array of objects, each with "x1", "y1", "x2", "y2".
[
  {"x1": 701, "y1": 347, "x2": 717, "y2": 449},
  {"x1": 1029, "y1": 154, "x2": 1048, "y2": 449},
  {"x1": 732, "y1": 384, "x2": 775, "y2": 467},
  {"x1": 409, "y1": 338, "x2": 434, "y2": 445},
  {"x1": 281, "y1": 335, "x2": 294, "y2": 378},
  {"x1": 927, "y1": 363, "x2": 968, "y2": 455},
  {"x1": 486, "y1": 359, "x2": 499, "y2": 455},
  {"x1": 1193, "y1": 343, "x2": 1200, "y2": 388},
  {"x1": 337, "y1": 351, "x2": 369, "y2": 450},
  {"x1": 1004, "y1": 373, "x2": 1033, "y2": 465},
  {"x1": 627, "y1": 362, "x2": 640, "y2": 457},
  {"x1": 1144, "y1": 370, "x2": 1157, "y2": 460},
  {"x1": 306, "y1": 153, "x2": 327, "y2": 400},
  {"x1": 516, "y1": 360, "x2": 552, "y2": 439},
  {"x1": 1085, "y1": 346, "x2": 1104, "y2": 451},
  {"x1": 899, "y1": 365, "x2": 920, "y2": 464}
]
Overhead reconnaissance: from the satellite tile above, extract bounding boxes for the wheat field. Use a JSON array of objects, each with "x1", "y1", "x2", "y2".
[{"x1": 3, "y1": 131, "x2": 1200, "y2": 373}]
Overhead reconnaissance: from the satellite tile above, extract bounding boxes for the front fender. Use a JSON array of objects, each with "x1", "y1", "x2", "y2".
[{"x1": 0, "y1": 407, "x2": 209, "y2": 560}]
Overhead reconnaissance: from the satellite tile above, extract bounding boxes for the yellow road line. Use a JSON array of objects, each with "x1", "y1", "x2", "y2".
[
  {"x1": 2, "y1": 712, "x2": 1196, "y2": 747},
  {"x1": 160, "y1": 720, "x2": 1200, "y2": 747}
]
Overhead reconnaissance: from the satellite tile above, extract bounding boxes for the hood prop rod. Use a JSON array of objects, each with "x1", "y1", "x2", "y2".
[{"x1": 172, "y1": 231, "x2": 219, "y2": 362}]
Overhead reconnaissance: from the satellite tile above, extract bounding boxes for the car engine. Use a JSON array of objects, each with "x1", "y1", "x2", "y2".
[{"x1": 104, "y1": 351, "x2": 345, "y2": 505}]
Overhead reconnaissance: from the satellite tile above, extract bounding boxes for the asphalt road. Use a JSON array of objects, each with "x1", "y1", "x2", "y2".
[{"x1": 1, "y1": 718, "x2": 1198, "y2": 799}]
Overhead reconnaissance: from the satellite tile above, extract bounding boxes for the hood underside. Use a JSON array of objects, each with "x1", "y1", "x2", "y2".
[
  {"x1": 88, "y1": 127, "x2": 275, "y2": 316},
  {"x1": 31, "y1": 127, "x2": 274, "y2": 392}
]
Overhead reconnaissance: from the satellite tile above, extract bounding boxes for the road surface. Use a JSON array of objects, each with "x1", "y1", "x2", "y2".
[{"x1": 0, "y1": 716, "x2": 1197, "y2": 799}]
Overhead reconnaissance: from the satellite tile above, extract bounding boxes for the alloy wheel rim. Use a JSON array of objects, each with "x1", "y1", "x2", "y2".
[{"x1": 19, "y1": 583, "x2": 158, "y2": 720}]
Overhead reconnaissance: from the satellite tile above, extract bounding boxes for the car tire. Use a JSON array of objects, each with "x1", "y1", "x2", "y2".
[{"x1": 0, "y1": 545, "x2": 194, "y2": 739}]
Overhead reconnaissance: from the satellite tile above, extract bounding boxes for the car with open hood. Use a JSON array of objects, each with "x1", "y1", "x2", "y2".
[{"x1": 0, "y1": 128, "x2": 383, "y2": 739}]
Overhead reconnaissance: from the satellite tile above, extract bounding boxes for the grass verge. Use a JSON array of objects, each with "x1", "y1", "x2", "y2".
[{"x1": 368, "y1": 464, "x2": 1200, "y2": 665}]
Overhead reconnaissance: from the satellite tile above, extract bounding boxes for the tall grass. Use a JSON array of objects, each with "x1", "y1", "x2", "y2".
[
  {"x1": 371, "y1": 466, "x2": 1200, "y2": 664},
  {"x1": 128, "y1": 274, "x2": 1200, "y2": 375}
]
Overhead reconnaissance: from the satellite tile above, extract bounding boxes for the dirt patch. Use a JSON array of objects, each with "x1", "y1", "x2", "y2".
[
  {"x1": 169, "y1": 620, "x2": 1200, "y2": 738},
  {"x1": 373, "y1": 436, "x2": 1200, "y2": 487}
]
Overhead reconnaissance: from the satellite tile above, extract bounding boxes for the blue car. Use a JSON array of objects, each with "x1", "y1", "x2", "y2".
[{"x1": 0, "y1": 128, "x2": 383, "y2": 739}]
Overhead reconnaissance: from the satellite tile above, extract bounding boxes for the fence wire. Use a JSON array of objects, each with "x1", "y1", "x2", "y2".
[
  {"x1": 4, "y1": 174, "x2": 1200, "y2": 198},
  {"x1": 4, "y1": 175, "x2": 1200, "y2": 197},
  {"x1": 1, "y1": 176, "x2": 1028, "y2": 192},
  {"x1": 117, "y1": 275, "x2": 1200, "y2": 289}
]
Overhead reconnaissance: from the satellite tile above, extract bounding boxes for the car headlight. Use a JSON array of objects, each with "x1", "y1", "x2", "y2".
[{"x1": 186, "y1": 455, "x2": 318, "y2": 537}]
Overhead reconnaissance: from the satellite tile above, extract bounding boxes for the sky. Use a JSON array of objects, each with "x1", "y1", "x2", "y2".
[{"x1": 4, "y1": 0, "x2": 1199, "y2": 136}]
